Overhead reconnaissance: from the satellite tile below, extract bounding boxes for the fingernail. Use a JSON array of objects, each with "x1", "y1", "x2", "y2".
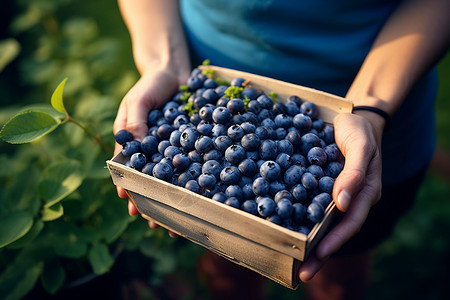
[{"x1": 337, "y1": 190, "x2": 351, "y2": 211}]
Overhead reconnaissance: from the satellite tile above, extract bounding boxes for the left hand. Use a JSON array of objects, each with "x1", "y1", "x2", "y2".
[{"x1": 299, "y1": 110, "x2": 385, "y2": 281}]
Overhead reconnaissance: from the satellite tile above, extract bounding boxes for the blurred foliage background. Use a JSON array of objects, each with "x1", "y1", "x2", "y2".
[{"x1": 0, "y1": 0, "x2": 449, "y2": 299}]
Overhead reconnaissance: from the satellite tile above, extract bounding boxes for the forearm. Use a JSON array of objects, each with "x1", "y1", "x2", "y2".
[
  {"x1": 118, "y1": 0, "x2": 190, "y2": 80},
  {"x1": 347, "y1": 0, "x2": 450, "y2": 122}
]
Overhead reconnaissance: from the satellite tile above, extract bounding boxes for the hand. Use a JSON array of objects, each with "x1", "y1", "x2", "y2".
[
  {"x1": 113, "y1": 68, "x2": 187, "y2": 219},
  {"x1": 299, "y1": 111, "x2": 385, "y2": 281}
]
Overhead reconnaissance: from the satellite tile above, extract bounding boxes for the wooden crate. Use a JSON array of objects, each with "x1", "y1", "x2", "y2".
[{"x1": 107, "y1": 66, "x2": 353, "y2": 289}]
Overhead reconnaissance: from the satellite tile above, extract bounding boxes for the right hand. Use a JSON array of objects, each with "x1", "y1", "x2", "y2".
[{"x1": 113, "y1": 68, "x2": 187, "y2": 222}]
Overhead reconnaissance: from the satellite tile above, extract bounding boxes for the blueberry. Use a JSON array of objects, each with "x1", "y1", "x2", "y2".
[
  {"x1": 180, "y1": 128, "x2": 200, "y2": 151},
  {"x1": 193, "y1": 96, "x2": 208, "y2": 110},
  {"x1": 198, "y1": 173, "x2": 216, "y2": 189},
  {"x1": 115, "y1": 129, "x2": 133, "y2": 145},
  {"x1": 164, "y1": 106, "x2": 180, "y2": 123},
  {"x1": 147, "y1": 110, "x2": 163, "y2": 127},
  {"x1": 141, "y1": 135, "x2": 159, "y2": 155},
  {"x1": 157, "y1": 140, "x2": 171, "y2": 155},
  {"x1": 227, "y1": 124, "x2": 244, "y2": 141},
  {"x1": 255, "y1": 126, "x2": 270, "y2": 140},
  {"x1": 215, "y1": 85, "x2": 228, "y2": 97},
  {"x1": 285, "y1": 130, "x2": 301, "y2": 147},
  {"x1": 312, "y1": 192, "x2": 332, "y2": 209},
  {"x1": 157, "y1": 124, "x2": 173, "y2": 140},
  {"x1": 257, "y1": 197, "x2": 276, "y2": 217},
  {"x1": 214, "y1": 135, "x2": 233, "y2": 153},
  {"x1": 291, "y1": 153, "x2": 308, "y2": 167},
  {"x1": 203, "y1": 79, "x2": 218, "y2": 89},
  {"x1": 324, "y1": 161, "x2": 344, "y2": 178},
  {"x1": 256, "y1": 94, "x2": 273, "y2": 109},
  {"x1": 187, "y1": 75, "x2": 203, "y2": 90},
  {"x1": 241, "y1": 133, "x2": 261, "y2": 151},
  {"x1": 220, "y1": 165, "x2": 241, "y2": 185},
  {"x1": 225, "y1": 197, "x2": 241, "y2": 209},
  {"x1": 259, "y1": 139, "x2": 278, "y2": 161},
  {"x1": 241, "y1": 87, "x2": 258, "y2": 100},
  {"x1": 307, "y1": 147, "x2": 328, "y2": 166},
  {"x1": 185, "y1": 179, "x2": 201, "y2": 193},
  {"x1": 122, "y1": 140, "x2": 141, "y2": 157},
  {"x1": 224, "y1": 144, "x2": 246, "y2": 165},
  {"x1": 324, "y1": 143, "x2": 342, "y2": 162},
  {"x1": 307, "y1": 202, "x2": 325, "y2": 223},
  {"x1": 261, "y1": 118, "x2": 276, "y2": 130},
  {"x1": 260, "y1": 161, "x2": 281, "y2": 182},
  {"x1": 195, "y1": 135, "x2": 214, "y2": 153},
  {"x1": 275, "y1": 153, "x2": 291, "y2": 171},
  {"x1": 187, "y1": 162, "x2": 203, "y2": 178},
  {"x1": 202, "y1": 160, "x2": 221, "y2": 179},
  {"x1": 269, "y1": 180, "x2": 286, "y2": 197},
  {"x1": 216, "y1": 96, "x2": 230, "y2": 107},
  {"x1": 277, "y1": 139, "x2": 294, "y2": 156},
  {"x1": 177, "y1": 171, "x2": 194, "y2": 187},
  {"x1": 164, "y1": 145, "x2": 182, "y2": 160},
  {"x1": 169, "y1": 130, "x2": 182, "y2": 147},
  {"x1": 297, "y1": 226, "x2": 311, "y2": 235},
  {"x1": 188, "y1": 150, "x2": 203, "y2": 163},
  {"x1": 247, "y1": 99, "x2": 262, "y2": 114},
  {"x1": 284, "y1": 165, "x2": 304, "y2": 187},
  {"x1": 227, "y1": 98, "x2": 245, "y2": 114},
  {"x1": 300, "y1": 133, "x2": 321, "y2": 155},
  {"x1": 300, "y1": 101, "x2": 319, "y2": 119},
  {"x1": 272, "y1": 102, "x2": 287, "y2": 115},
  {"x1": 172, "y1": 153, "x2": 190, "y2": 170},
  {"x1": 292, "y1": 203, "x2": 307, "y2": 224},
  {"x1": 203, "y1": 149, "x2": 222, "y2": 162},
  {"x1": 274, "y1": 114, "x2": 292, "y2": 129},
  {"x1": 212, "y1": 124, "x2": 227, "y2": 137},
  {"x1": 190, "y1": 113, "x2": 202, "y2": 126},
  {"x1": 152, "y1": 152, "x2": 164, "y2": 163},
  {"x1": 274, "y1": 190, "x2": 293, "y2": 203},
  {"x1": 266, "y1": 214, "x2": 282, "y2": 225},
  {"x1": 202, "y1": 88, "x2": 219, "y2": 103},
  {"x1": 301, "y1": 172, "x2": 318, "y2": 190},
  {"x1": 241, "y1": 200, "x2": 258, "y2": 215},
  {"x1": 225, "y1": 185, "x2": 243, "y2": 201},
  {"x1": 291, "y1": 184, "x2": 308, "y2": 203},
  {"x1": 321, "y1": 125, "x2": 335, "y2": 144},
  {"x1": 130, "y1": 153, "x2": 147, "y2": 170},
  {"x1": 293, "y1": 114, "x2": 312, "y2": 132},
  {"x1": 230, "y1": 77, "x2": 246, "y2": 87},
  {"x1": 230, "y1": 114, "x2": 246, "y2": 125},
  {"x1": 319, "y1": 176, "x2": 335, "y2": 194},
  {"x1": 212, "y1": 107, "x2": 232, "y2": 124},
  {"x1": 141, "y1": 162, "x2": 156, "y2": 175},
  {"x1": 199, "y1": 105, "x2": 214, "y2": 122},
  {"x1": 212, "y1": 192, "x2": 227, "y2": 203},
  {"x1": 307, "y1": 165, "x2": 324, "y2": 179},
  {"x1": 238, "y1": 158, "x2": 257, "y2": 177},
  {"x1": 275, "y1": 128, "x2": 287, "y2": 140},
  {"x1": 285, "y1": 101, "x2": 300, "y2": 116},
  {"x1": 241, "y1": 122, "x2": 257, "y2": 134},
  {"x1": 246, "y1": 150, "x2": 260, "y2": 161},
  {"x1": 242, "y1": 183, "x2": 255, "y2": 200},
  {"x1": 242, "y1": 112, "x2": 259, "y2": 125},
  {"x1": 152, "y1": 162, "x2": 173, "y2": 182},
  {"x1": 196, "y1": 120, "x2": 213, "y2": 136},
  {"x1": 257, "y1": 109, "x2": 274, "y2": 122},
  {"x1": 252, "y1": 177, "x2": 270, "y2": 197},
  {"x1": 276, "y1": 198, "x2": 294, "y2": 219}
]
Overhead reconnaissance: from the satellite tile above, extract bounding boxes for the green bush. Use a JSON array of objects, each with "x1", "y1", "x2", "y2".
[{"x1": 0, "y1": 1, "x2": 204, "y2": 299}]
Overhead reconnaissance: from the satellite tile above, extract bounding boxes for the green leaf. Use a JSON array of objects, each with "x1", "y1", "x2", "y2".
[
  {"x1": 0, "y1": 211, "x2": 33, "y2": 248},
  {"x1": 41, "y1": 203, "x2": 64, "y2": 222},
  {"x1": 41, "y1": 259, "x2": 66, "y2": 294},
  {"x1": 38, "y1": 160, "x2": 84, "y2": 208},
  {"x1": 88, "y1": 243, "x2": 114, "y2": 275},
  {"x1": 51, "y1": 77, "x2": 68, "y2": 114},
  {"x1": 7, "y1": 219, "x2": 44, "y2": 249},
  {"x1": 0, "y1": 38, "x2": 20, "y2": 72},
  {"x1": 0, "y1": 261, "x2": 44, "y2": 300},
  {"x1": 0, "y1": 110, "x2": 61, "y2": 144}
]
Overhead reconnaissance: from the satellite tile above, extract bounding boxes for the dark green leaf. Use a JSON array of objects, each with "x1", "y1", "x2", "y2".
[
  {"x1": 0, "y1": 261, "x2": 44, "y2": 300},
  {"x1": 41, "y1": 259, "x2": 65, "y2": 294},
  {"x1": 7, "y1": 219, "x2": 44, "y2": 249},
  {"x1": 88, "y1": 243, "x2": 114, "y2": 275},
  {"x1": 0, "y1": 110, "x2": 61, "y2": 144},
  {"x1": 38, "y1": 160, "x2": 84, "y2": 208},
  {"x1": 0, "y1": 38, "x2": 20, "y2": 72},
  {"x1": 0, "y1": 211, "x2": 33, "y2": 248}
]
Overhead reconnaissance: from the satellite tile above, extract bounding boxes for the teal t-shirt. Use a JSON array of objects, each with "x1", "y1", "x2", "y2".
[{"x1": 180, "y1": 0, "x2": 437, "y2": 186}]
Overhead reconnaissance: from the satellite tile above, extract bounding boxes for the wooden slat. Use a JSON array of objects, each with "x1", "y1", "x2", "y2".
[
  {"x1": 199, "y1": 65, "x2": 353, "y2": 123},
  {"x1": 129, "y1": 191, "x2": 300, "y2": 289}
]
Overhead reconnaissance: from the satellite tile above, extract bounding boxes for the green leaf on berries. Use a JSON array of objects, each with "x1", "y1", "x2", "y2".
[
  {"x1": 268, "y1": 92, "x2": 278, "y2": 102},
  {"x1": 41, "y1": 259, "x2": 65, "y2": 294},
  {"x1": 0, "y1": 110, "x2": 62, "y2": 144},
  {"x1": 0, "y1": 211, "x2": 33, "y2": 248},
  {"x1": 88, "y1": 242, "x2": 114, "y2": 275},
  {"x1": 38, "y1": 160, "x2": 84, "y2": 208},
  {"x1": 51, "y1": 77, "x2": 68, "y2": 114},
  {"x1": 224, "y1": 86, "x2": 244, "y2": 99},
  {"x1": 202, "y1": 59, "x2": 210, "y2": 66}
]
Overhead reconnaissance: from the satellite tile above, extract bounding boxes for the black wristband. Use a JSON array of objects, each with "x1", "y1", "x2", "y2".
[{"x1": 353, "y1": 106, "x2": 391, "y2": 131}]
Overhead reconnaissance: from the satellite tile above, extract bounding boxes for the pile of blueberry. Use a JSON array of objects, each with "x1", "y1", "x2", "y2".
[{"x1": 115, "y1": 67, "x2": 344, "y2": 235}]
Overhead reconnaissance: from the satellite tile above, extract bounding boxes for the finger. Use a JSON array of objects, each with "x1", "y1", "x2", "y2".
[
  {"x1": 126, "y1": 96, "x2": 150, "y2": 141},
  {"x1": 148, "y1": 220, "x2": 160, "y2": 230},
  {"x1": 298, "y1": 252, "x2": 328, "y2": 282},
  {"x1": 168, "y1": 231, "x2": 178, "y2": 238},
  {"x1": 128, "y1": 200, "x2": 139, "y2": 216}
]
